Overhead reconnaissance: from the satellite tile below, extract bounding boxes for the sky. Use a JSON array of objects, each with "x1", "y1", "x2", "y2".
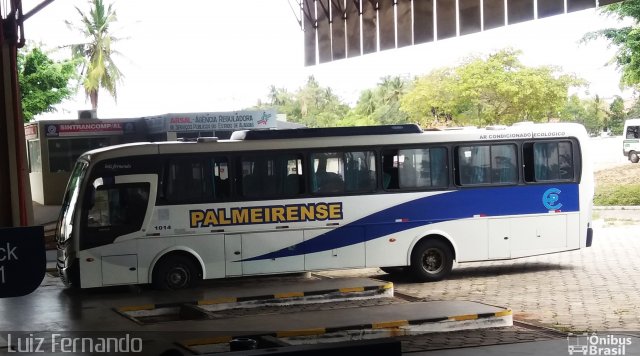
[{"x1": 23, "y1": 0, "x2": 635, "y2": 120}]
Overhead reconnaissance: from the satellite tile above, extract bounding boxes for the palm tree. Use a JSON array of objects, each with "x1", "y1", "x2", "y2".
[
  {"x1": 378, "y1": 76, "x2": 406, "y2": 104},
  {"x1": 66, "y1": 0, "x2": 122, "y2": 110},
  {"x1": 356, "y1": 89, "x2": 377, "y2": 115}
]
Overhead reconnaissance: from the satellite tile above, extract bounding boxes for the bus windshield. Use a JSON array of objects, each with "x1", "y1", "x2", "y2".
[{"x1": 57, "y1": 161, "x2": 88, "y2": 244}]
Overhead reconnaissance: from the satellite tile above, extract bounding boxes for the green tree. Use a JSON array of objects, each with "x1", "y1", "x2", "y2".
[
  {"x1": 400, "y1": 49, "x2": 583, "y2": 127},
  {"x1": 257, "y1": 76, "x2": 349, "y2": 127},
  {"x1": 608, "y1": 96, "x2": 626, "y2": 135},
  {"x1": 400, "y1": 68, "x2": 460, "y2": 127},
  {"x1": 352, "y1": 76, "x2": 411, "y2": 125},
  {"x1": 582, "y1": 95, "x2": 608, "y2": 135},
  {"x1": 354, "y1": 89, "x2": 377, "y2": 116},
  {"x1": 583, "y1": 2, "x2": 640, "y2": 86},
  {"x1": 67, "y1": 0, "x2": 123, "y2": 110},
  {"x1": 559, "y1": 94, "x2": 588, "y2": 122},
  {"x1": 267, "y1": 85, "x2": 293, "y2": 107},
  {"x1": 559, "y1": 94, "x2": 609, "y2": 135},
  {"x1": 626, "y1": 96, "x2": 640, "y2": 119},
  {"x1": 374, "y1": 76, "x2": 410, "y2": 124},
  {"x1": 18, "y1": 47, "x2": 76, "y2": 122}
]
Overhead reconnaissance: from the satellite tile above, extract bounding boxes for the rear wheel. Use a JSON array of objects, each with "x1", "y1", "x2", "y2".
[
  {"x1": 409, "y1": 239, "x2": 453, "y2": 282},
  {"x1": 630, "y1": 151, "x2": 639, "y2": 163},
  {"x1": 152, "y1": 255, "x2": 200, "y2": 290}
]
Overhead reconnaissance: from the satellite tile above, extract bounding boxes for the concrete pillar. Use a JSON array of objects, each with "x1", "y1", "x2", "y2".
[{"x1": 0, "y1": 14, "x2": 34, "y2": 227}]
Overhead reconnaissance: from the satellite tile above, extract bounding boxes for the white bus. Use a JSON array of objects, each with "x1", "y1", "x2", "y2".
[
  {"x1": 623, "y1": 119, "x2": 640, "y2": 163},
  {"x1": 56, "y1": 123, "x2": 594, "y2": 289}
]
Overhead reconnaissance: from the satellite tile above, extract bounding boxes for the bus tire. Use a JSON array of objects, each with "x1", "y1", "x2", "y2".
[
  {"x1": 630, "y1": 151, "x2": 639, "y2": 163},
  {"x1": 152, "y1": 255, "x2": 200, "y2": 290},
  {"x1": 409, "y1": 239, "x2": 453, "y2": 282}
]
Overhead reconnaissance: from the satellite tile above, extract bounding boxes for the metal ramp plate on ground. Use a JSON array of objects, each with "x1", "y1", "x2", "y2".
[
  {"x1": 174, "y1": 301, "x2": 511, "y2": 354},
  {"x1": 116, "y1": 278, "x2": 394, "y2": 324}
]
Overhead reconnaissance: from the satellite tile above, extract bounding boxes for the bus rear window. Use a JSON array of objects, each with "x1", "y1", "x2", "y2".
[{"x1": 524, "y1": 141, "x2": 574, "y2": 182}]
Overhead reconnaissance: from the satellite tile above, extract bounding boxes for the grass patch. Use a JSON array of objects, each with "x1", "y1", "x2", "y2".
[{"x1": 594, "y1": 184, "x2": 640, "y2": 206}]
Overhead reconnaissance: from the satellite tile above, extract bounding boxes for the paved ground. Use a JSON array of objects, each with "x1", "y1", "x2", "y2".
[
  {"x1": 590, "y1": 136, "x2": 628, "y2": 172},
  {"x1": 319, "y1": 219, "x2": 640, "y2": 334}
]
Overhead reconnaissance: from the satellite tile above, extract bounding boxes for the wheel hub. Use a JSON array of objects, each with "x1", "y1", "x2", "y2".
[
  {"x1": 168, "y1": 267, "x2": 189, "y2": 288},
  {"x1": 422, "y1": 248, "x2": 444, "y2": 274}
]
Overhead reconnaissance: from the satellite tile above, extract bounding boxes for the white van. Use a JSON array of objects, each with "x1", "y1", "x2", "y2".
[{"x1": 623, "y1": 119, "x2": 640, "y2": 163}]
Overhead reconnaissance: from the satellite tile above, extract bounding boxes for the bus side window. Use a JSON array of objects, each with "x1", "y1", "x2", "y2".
[
  {"x1": 345, "y1": 151, "x2": 376, "y2": 192},
  {"x1": 241, "y1": 154, "x2": 304, "y2": 198},
  {"x1": 457, "y1": 146, "x2": 490, "y2": 185},
  {"x1": 430, "y1": 147, "x2": 448, "y2": 187},
  {"x1": 212, "y1": 158, "x2": 230, "y2": 200},
  {"x1": 491, "y1": 145, "x2": 517, "y2": 184},
  {"x1": 283, "y1": 173, "x2": 302, "y2": 195},
  {"x1": 523, "y1": 141, "x2": 574, "y2": 182},
  {"x1": 166, "y1": 157, "x2": 211, "y2": 203},
  {"x1": 283, "y1": 157, "x2": 304, "y2": 195},
  {"x1": 384, "y1": 147, "x2": 448, "y2": 190},
  {"x1": 381, "y1": 153, "x2": 399, "y2": 189},
  {"x1": 312, "y1": 153, "x2": 345, "y2": 194},
  {"x1": 457, "y1": 145, "x2": 515, "y2": 185}
]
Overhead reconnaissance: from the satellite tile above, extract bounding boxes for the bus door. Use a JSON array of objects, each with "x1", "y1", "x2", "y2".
[{"x1": 79, "y1": 174, "x2": 156, "y2": 287}]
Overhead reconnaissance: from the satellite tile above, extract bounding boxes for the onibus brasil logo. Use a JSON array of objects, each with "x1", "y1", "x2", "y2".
[{"x1": 567, "y1": 332, "x2": 632, "y2": 355}]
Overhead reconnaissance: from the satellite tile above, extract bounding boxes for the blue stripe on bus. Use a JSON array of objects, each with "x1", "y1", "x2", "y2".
[{"x1": 241, "y1": 184, "x2": 579, "y2": 262}]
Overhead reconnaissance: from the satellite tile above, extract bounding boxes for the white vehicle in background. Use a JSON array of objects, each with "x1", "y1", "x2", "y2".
[{"x1": 623, "y1": 119, "x2": 640, "y2": 163}]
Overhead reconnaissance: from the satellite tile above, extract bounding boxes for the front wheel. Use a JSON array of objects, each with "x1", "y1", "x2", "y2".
[
  {"x1": 630, "y1": 151, "x2": 639, "y2": 163},
  {"x1": 409, "y1": 239, "x2": 453, "y2": 282},
  {"x1": 152, "y1": 255, "x2": 200, "y2": 290}
]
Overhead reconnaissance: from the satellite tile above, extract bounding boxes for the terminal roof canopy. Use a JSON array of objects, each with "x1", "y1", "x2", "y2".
[{"x1": 299, "y1": 0, "x2": 623, "y2": 66}]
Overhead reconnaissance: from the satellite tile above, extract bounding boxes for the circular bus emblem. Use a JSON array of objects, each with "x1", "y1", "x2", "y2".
[{"x1": 542, "y1": 188, "x2": 562, "y2": 210}]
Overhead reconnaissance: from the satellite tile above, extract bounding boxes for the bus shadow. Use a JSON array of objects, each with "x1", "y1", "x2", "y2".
[{"x1": 378, "y1": 262, "x2": 576, "y2": 284}]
